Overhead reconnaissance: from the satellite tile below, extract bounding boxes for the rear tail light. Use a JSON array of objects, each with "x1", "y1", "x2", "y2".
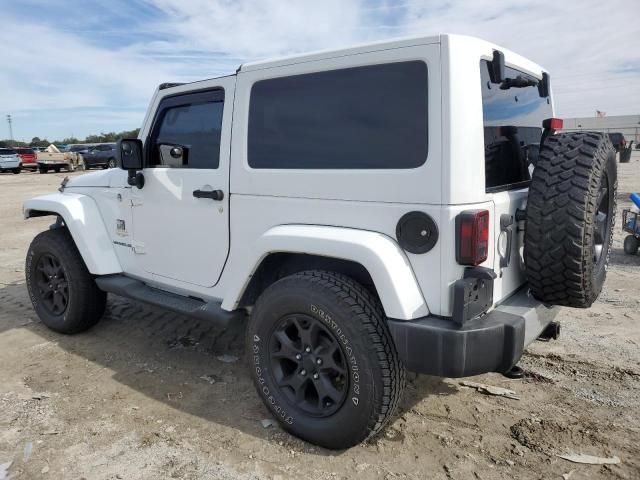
[
  {"x1": 542, "y1": 117, "x2": 563, "y2": 130},
  {"x1": 456, "y1": 210, "x2": 490, "y2": 266}
]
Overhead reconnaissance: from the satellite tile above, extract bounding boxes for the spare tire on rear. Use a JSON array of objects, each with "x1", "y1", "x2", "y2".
[{"x1": 524, "y1": 132, "x2": 616, "y2": 307}]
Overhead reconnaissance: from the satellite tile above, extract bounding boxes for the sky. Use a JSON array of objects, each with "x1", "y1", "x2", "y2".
[{"x1": 1, "y1": 0, "x2": 639, "y2": 142}]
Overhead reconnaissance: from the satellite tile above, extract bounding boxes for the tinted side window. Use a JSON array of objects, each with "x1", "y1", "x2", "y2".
[
  {"x1": 150, "y1": 90, "x2": 224, "y2": 169},
  {"x1": 248, "y1": 61, "x2": 428, "y2": 169}
]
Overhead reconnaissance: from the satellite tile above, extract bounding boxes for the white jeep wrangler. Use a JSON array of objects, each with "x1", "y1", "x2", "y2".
[{"x1": 24, "y1": 34, "x2": 616, "y2": 449}]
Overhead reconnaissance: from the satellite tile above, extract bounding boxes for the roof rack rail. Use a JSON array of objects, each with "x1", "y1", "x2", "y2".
[{"x1": 159, "y1": 82, "x2": 185, "y2": 90}]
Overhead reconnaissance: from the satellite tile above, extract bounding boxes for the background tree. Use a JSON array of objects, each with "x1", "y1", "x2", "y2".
[
  {"x1": 0, "y1": 139, "x2": 27, "y2": 147},
  {"x1": 23, "y1": 128, "x2": 141, "y2": 147},
  {"x1": 30, "y1": 137, "x2": 50, "y2": 147}
]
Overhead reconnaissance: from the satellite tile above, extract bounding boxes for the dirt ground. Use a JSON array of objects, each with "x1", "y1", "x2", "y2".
[{"x1": 1, "y1": 155, "x2": 639, "y2": 480}]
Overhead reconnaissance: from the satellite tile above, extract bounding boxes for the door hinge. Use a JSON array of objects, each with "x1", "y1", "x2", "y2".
[
  {"x1": 130, "y1": 197, "x2": 143, "y2": 207},
  {"x1": 132, "y1": 242, "x2": 146, "y2": 254}
]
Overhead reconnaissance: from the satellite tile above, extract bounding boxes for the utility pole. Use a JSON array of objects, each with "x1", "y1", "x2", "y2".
[{"x1": 6, "y1": 115, "x2": 13, "y2": 141}]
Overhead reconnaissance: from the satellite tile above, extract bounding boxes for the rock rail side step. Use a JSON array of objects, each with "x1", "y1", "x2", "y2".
[{"x1": 95, "y1": 274, "x2": 243, "y2": 327}]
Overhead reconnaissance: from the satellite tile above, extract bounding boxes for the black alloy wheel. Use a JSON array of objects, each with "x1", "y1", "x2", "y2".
[
  {"x1": 26, "y1": 228, "x2": 107, "y2": 334},
  {"x1": 268, "y1": 314, "x2": 348, "y2": 417},
  {"x1": 34, "y1": 253, "x2": 69, "y2": 316},
  {"x1": 593, "y1": 172, "x2": 612, "y2": 267},
  {"x1": 247, "y1": 270, "x2": 405, "y2": 449}
]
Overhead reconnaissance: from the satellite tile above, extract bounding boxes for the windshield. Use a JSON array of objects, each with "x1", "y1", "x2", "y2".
[
  {"x1": 0, "y1": 149, "x2": 16, "y2": 155},
  {"x1": 481, "y1": 60, "x2": 552, "y2": 192}
]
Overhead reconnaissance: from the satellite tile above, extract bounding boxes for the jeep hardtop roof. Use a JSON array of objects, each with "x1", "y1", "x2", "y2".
[{"x1": 157, "y1": 34, "x2": 548, "y2": 91}]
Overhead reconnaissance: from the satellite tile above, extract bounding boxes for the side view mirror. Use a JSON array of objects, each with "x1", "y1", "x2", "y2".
[
  {"x1": 117, "y1": 138, "x2": 143, "y2": 170},
  {"x1": 116, "y1": 139, "x2": 145, "y2": 189}
]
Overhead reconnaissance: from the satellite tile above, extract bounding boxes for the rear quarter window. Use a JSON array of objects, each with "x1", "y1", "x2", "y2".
[{"x1": 248, "y1": 61, "x2": 428, "y2": 169}]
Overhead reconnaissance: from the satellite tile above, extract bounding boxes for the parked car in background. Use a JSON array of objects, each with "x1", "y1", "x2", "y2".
[
  {"x1": 0, "y1": 148, "x2": 22, "y2": 174},
  {"x1": 68, "y1": 145, "x2": 92, "y2": 154},
  {"x1": 67, "y1": 145, "x2": 95, "y2": 170},
  {"x1": 608, "y1": 132, "x2": 627, "y2": 152},
  {"x1": 13, "y1": 147, "x2": 38, "y2": 170},
  {"x1": 36, "y1": 144, "x2": 82, "y2": 173},
  {"x1": 84, "y1": 143, "x2": 117, "y2": 169}
]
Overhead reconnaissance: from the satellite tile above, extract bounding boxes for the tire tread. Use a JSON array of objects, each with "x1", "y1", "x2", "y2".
[
  {"x1": 293, "y1": 270, "x2": 405, "y2": 441},
  {"x1": 27, "y1": 228, "x2": 106, "y2": 334},
  {"x1": 525, "y1": 132, "x2": 616, "y2": 307}
]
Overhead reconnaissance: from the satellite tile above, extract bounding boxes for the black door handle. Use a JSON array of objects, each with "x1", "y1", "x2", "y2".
[{"x1": 193, "y1": 189, "x2": 224, "y2": 201}]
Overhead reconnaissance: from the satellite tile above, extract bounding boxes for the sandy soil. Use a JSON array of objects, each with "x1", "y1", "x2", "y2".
[{"x1": 1, "y1": 156, "x2": 639, "y2": 480}]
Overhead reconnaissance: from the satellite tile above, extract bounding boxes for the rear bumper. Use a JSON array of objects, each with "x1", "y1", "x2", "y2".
[
  {"x1": 38, "y1": 161, "x2": 69, "y2": 165},
  {"x1": 387, "y1": 287, "x2": 558, "y2": 377},
  {"x1": 0, "y1": 161, "x2": 20, "y2": 169}
]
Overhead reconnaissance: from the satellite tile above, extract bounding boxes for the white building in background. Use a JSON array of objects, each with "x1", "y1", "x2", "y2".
[{"x1": 562, "y1": 115, "x2": 640, "y2": 143}]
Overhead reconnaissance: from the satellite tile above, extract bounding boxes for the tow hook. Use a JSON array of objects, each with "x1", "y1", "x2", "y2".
[{"x1": 537, "y1": 321, "x2": 561, "y2": 341}]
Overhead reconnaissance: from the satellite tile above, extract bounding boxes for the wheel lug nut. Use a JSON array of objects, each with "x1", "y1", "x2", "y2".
[
  {"x1": 316, "y1": 358, "x2": 322, "y2": 365},
  {"x1": 295, "y1": 354, "x2": 302, "y2": 360},
  {"x1": 305, "y1": 346, "x2": 311, "y2": 353},
  {"x1": 313, "y1": 373, "x2": 319, "y2": 380},
  {"x1": 300, "y1": 369, "x2": 306, "y2": 376}
]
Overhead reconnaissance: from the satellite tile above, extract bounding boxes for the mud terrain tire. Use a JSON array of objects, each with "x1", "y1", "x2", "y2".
[
  {"x1": 525, "y1": 132, "x2": 616, "y2": 307},
  {"x1": 247, "y1": 270, "x2": 405, "y2": 449},
  {"x1": 26, "y1": 228, "x2": 107, "y2": 334}
]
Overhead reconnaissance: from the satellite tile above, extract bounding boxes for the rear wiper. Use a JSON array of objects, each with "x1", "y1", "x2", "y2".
[{"x1": 500, "y1": 75, "x2": 538, "y2": 90}]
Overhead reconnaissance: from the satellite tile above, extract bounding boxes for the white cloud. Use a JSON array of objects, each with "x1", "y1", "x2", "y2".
[
  {"x1": 397, "y1": 0, "x2": 640, "y2": 117},
  {"x1": 0, "y1": 23, "x2": 173, "y2": 112},
  {"x1": 1, "y1": 0, "x2": 639, "y2": 140},
  {"x1": 147, "y1": 0, "x2": 363, "y2": 58}
]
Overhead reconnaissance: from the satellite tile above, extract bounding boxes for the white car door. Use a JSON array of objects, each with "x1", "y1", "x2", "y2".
[{"x1": 131, "y1": 78, "x2": 234, "y2": 287}]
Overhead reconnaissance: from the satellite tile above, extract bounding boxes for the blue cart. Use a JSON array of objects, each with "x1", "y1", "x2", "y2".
[{"x1": 623, "y1": 193, "x2": 640, "y2": 255}]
